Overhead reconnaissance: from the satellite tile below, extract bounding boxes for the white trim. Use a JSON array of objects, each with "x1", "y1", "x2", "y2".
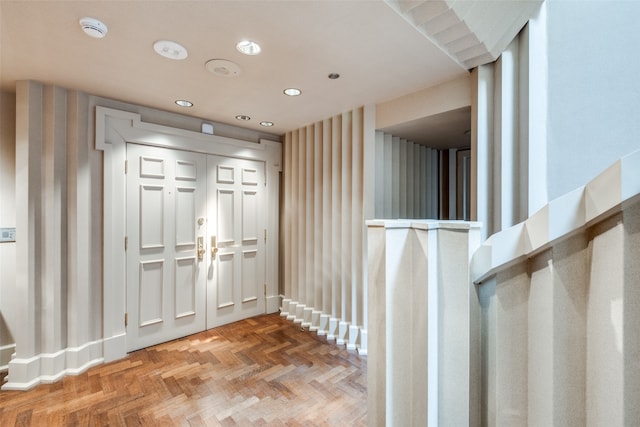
[
  {"x1": 0, "y1": 343, "x2": 16, "y2": 372},
  {"x1": 358, "y1": 329, "x2": 368, "y2": 355},
  {"x1": 2, "y1": 341, "x2": 104, "y2": 390},
  {"x1": 266, "y1": 295, "x2": 280, "y2": 314}
]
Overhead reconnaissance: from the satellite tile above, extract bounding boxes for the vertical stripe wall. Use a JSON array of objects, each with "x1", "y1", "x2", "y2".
[
  {"x1": 281, "y1": 107, "x2": 372, "y2": 352},
  {"x1": 373, "y1": 131, "x2": 441, "y2": 220},
  {"x1": 4, "y1": 81, "x2": 103, "y2": 390},
  {"x1": 471, "y1": 24, "x2": 547, "y2": 241}
]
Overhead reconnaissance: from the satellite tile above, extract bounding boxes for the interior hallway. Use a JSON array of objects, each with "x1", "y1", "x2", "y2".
[{"x1": 0, "y1": 314, "x2": 366, "y2": 426}]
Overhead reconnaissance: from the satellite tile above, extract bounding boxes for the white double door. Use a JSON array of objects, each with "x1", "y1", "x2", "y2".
[{"x1": 126, "y1": 144, "x2": 266, "y2": 351}]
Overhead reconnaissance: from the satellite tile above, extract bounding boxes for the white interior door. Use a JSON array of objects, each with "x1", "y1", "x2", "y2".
[
  {"x1": 207, "y1": 155, "x2": 266, "y2": 328},
  {"x1": 126, "y1": 144, "x2": 207, "y2": 351}
]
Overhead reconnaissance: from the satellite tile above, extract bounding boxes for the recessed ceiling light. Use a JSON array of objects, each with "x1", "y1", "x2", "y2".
[
  {"x1": 79, "y1": 17, "x2": 108, "y2": 38},
  {"x1": 154, "y1": 40, "x2": 188, "y2": 60},
  {"x1": 328, "y1": 73, "x2": 340, "y2": 79},
  {"x1": 175, "y1": 100, "x2": 193, "y2": 107},
  {"x1": 235, "y1": 115, "x2": 251, "y2": 121},
  {"x1": 284, "y1": 88, "x2": 302, "y2": 96},
  {"x1": 260, "y1": 121, "x2": 274, "y2": 127},
  {"x1": 236, "y1": 40, "x2": 261, "y2": 55}
]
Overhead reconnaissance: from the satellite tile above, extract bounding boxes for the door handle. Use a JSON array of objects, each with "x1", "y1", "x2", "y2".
[
  {"x1": 211, "y1": 236, "x2": 219, "y2": 259},
  {"x1": 197, "y1": 236, "x2": 205, "y2": 261}
]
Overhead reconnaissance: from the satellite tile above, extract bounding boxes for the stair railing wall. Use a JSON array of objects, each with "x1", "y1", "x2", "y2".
[{"x1": 470, "y1": 149, "x2": 640, "y2": 425}]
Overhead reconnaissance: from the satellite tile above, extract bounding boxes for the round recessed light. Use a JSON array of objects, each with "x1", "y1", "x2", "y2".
[
  {"x1": 236, "y1": 40, "x2": 261, "y2": 55},
  {"x1": 283, "y1": 88, "x2": 302, "y2": 96},
  {"x1": 154, "y1": 40, "x2": 188, "y2": 60},
  {"x1": 79, "y1": 17, "x2": 108, "y2": 38},
  {"x1": 205, "y1": 59, "x2": 242, "y2": 77},
  {"x1": 235, "y1": 115, "x2": 251, "y2": 121},
  {"x1": 175, "y1": 100, "x2": 193, "y2": 107},
  {"x1": 328, "y1": 73, "x2": 340, "y2": 79},
  {"x1": 260, "y1": 121, "x2": 274, "y2": 127}
]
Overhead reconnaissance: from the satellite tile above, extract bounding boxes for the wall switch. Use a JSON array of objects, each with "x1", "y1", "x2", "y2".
[{"x1": 0, "y1": 227, "x2": 16, "y2": 242}]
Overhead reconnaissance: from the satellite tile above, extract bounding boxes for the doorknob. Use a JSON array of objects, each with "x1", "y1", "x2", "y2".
[
  {"x1": 197, "y1": 236, "x2": 205, "y2": 261},
  {"x1": 211, "y1": 236, "x2": 219, "y2": 259}
]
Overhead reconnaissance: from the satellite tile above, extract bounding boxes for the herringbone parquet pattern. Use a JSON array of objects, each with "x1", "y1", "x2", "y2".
[{"x1": 0, "y1": 314, "x2": 367, "y2": 426}]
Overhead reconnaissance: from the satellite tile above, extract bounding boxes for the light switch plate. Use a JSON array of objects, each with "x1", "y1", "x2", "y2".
[{"x1": 0, "y1": 227, "x2": 16, "y2": 242}]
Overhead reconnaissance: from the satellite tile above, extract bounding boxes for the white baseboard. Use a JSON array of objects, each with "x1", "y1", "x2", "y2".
[
  {"x1": 287, "y1": 301, "x2": 298, "y2": 321},
  {"x1": 266, "y1": 295, "x2": 281, "y2": 314},
  {"x1": 337, "y1": 321, "x2": 350, "y2": 346},
  {"x1": 327, "y1": 317, "x2": 340, "y2": 341},
  {"x1": 347, "y1": 325, "x2": 360, "y2": 351},
  {"x1": 302, "y1": 306, "x2": 313, "y2": 328},
  {"x1": 103, "y1": 332, "x2": 127, "y2": 363},
  {"x1": 280, "y1": 298, "x2": 291, "y2": 317},
  {"x1": 317, "y1": 314, "x2": 330, "y2": 336},
  {"x1": 309, "y1": 310, "x2": 322, "y2": 332},
  {"x1": 0, "y1": 343, "x2": 16, "y2": 372},
  {"x1": 294, "y1": 304, "x2": 305, "y2": 324},
  {"x1": 2, "y1": 339, "x2": 106, "y2": 391},
  {"x1": 358, "y1": 329, "x2": 368, "y2": 355}
]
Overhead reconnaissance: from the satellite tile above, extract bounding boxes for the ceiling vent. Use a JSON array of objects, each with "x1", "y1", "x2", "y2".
[{"x1": 79, "y1": 17, "x2": 108, "y2": 39}]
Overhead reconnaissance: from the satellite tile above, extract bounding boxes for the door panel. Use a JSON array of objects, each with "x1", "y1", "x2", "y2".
[
  {"x1": 207, "y1": 155, "x2": 266, "y2": 328},
  {"x1": 127, "y1": 144, "x2": 207, "y2": 352},
  {"x1": 242, "y1": 250, "x2": 258, "y2": 302},
  {"x1": 140, "y1": 185, "x2": 164, "y2": 248},
  {"x1": 175, "y1": 256, "x2": 197, "y2": 317},
  {"x1": 217, "y1": 253, "x2": 235, "y2": 308},
  {"x1": 139, "y1": 260, "x2": 164, "y2": 326}
]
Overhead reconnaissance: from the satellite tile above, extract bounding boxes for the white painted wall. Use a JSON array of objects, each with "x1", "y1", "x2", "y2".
[{"x1": 546, "y1": 0, "x2": 640, "y2": 199}]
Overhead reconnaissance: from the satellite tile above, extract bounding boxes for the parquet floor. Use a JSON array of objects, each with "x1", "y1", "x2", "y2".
[{"x1": 0, "y1": 314, "x2": 367, "y2": 426}]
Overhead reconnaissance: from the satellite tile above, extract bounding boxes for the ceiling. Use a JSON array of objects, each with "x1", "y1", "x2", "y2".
[{"x1": 0, "y1": 0, "x2": 539, "y2": 148}]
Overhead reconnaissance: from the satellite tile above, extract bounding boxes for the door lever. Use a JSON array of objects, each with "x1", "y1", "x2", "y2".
[
  {"x1": 197, "y1": 236, "x2": 205, "y2": 261},
  {"x1": 211, "y1": 236, "x2": 219, "y2": 259}
]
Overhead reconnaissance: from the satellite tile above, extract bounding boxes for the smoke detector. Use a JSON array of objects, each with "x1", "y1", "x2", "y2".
[
  {"x1": 79, "y1": 17, "x2": 108, "y2": 39},
  {"x1": 153, "y1": 40, "x2": 188, "y2": 60},
  {"x1": 205, "y1": 59, "x2": 242, "y2": 77}
]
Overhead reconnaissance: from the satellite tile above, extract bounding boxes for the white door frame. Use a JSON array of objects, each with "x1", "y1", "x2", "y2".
[{"x1": 95, "y1": 106, "x2": 281, "y2": 362}]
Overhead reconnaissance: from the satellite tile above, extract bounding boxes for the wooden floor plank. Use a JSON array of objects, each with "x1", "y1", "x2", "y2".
[{"x1": 0, "y1": 314, "x2": 367, "y2": 426}]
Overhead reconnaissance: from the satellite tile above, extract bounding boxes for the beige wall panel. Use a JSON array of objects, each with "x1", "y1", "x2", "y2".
[
  {"x1": 290, "y1": 131, "x2": 299, "y2": 301},
  {"x1": 586, "y1": 215, "x2": 624, "y2": 426},
  {"x1": 313, "y1": 123, "x2": 323, "y2": 310},
  {"x1": 495, "y1": 262, "x2": 529, "y2": 425},
  {"x1": 550, "y1": 234, "x2": 588, "y2": 426},
  {"x1": 298, "y1": 129, "x2": 307, "y2": 304},
  {"x1": 351, "y1": 108, "x2": 364, "y2": 327},
  {"x1": 623, "y1": 199, "x2": 640, "y2": 422},
  {"x1": 321, "y1": 120, "x2": 333, "y2": 315},
  {"x1": 331, "y1": 115, "x2": 342, "y2": 319}
]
